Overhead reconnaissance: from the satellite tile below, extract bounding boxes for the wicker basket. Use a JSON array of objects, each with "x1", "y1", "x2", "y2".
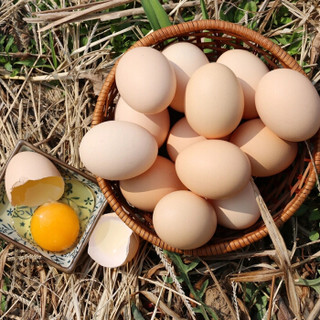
[{"x1": 92, "y1": 20, "x2": 320, "y2": 256}]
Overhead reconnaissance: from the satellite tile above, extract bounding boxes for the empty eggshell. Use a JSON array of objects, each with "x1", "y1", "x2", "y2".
[
  {"x1": 153, "y1": 190, "x2": 217, "y2": 250},
  {"x1": 115, "y1": 97, "x2": 170, "y2": 147},
  {"x1": 210, "y1": 181, "x2": 261, "y2": 230},
  {"x1": 255, "y1": 68, "x2": 320, "y2": 142},
  {"x1": 115, "y1": 47, "x2": 176, "y2": 114},
  {"x1": 230, "y1": 118, "x2": 298, "y2": 177},
  {"x1": 120, "y1": 156, "x2": 186, "y2": 212},
  {"x1": 88, "y1": 212, "x2": 140, "y2": 268},
  {"x1": 162, "y1": 42, "x2": 209, "y2": 113},
  {"x1": 166, "y1": 117, "x2": 206, "y2": 162},
  {"x1": 79, "y1": 121, "x2": 158, "y2": 180},
  {"x1": 217, "y1": 49, "x2": 269, "y2": 119},
  {"x1": 185, "y1": 62, "x2": 244, "y2": 138},
  {"x1": 175, "y1": 140, "x2": 251, "y2": 199},
  {"x1": 5, "y1": 151, "x2": 65, "y2": 207}
]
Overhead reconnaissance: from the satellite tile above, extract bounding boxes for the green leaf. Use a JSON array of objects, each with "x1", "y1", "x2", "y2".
[
  {"x1": 131, "y1": 302, "x2": 146, "y2": 320},
  {"x1": 296, "y1": 277, "x2": 320, "y2": 294},
  {"x1": 49, "y1": 31, "x2": 58, "y2": 69},
  {"x1": 141, "y1": 0, "x2": 171, "y2": 30},
  {"x1": 1, "y1": 277, "x2": 9, "y2": 312},
  {"x1": 294, "y1": 204, "x2": 309, "y2": 217},
  {"x1": 141, "y1": 0, "x2": 161, "y2": 30},
  {"x1": 14, "y1": 59, "x2": 36, "y2": 67},
  {"x1": 0, "y1": 56, "x2": 7, "y2": 64},
  {"x1": 200, "y1": 0, "x2": 209, "y2": 20},
  {"x1": 309, "y1": 208, "x2": 320, "y2": 221},
  {"x1": 4, "y1": 61, "x2": 12, "y2": 72},
  {"x1": 164, "y1": 251, "x2": 218, "y2": 320},
  {"x1": 198, "y1": 279, "x2": 209, "y2": 299},
  {"x1": 309, "y1": 231, "x2": 319, "y2": 242},
  {"x1": 149, "y1": 0, "x2": 171, "y2": 29},
  {"x1": 10, "y1": 69, "x2": 19, "y2": 77},
  {"x1": 5, "y1": 37, "x2": 14, "y2": 53}
]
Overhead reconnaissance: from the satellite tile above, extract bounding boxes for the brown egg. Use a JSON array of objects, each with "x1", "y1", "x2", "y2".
[
  {"x1": 115, "y1": 97, "x2": 170, "y2": 147},
  {"x1": 162, "y1": 42, "x2": 209, "y2": 113},
  {"x1": 217, "y1": 49, "x2": 269, "y2": 119},
  {"x1": 153, "y1": 190, "x2": 217, "y2": 250},
  {"x1": 255, "y1": 68, "x2": 320, "y2": 142},
  {"x1": 210, "y1": 181, "x2": 260, "y2": 230},
  {"x1": 175, "y1": 140, "x2": 251, "y2": 199},
  {"x1": 166, "y1": 117, "x2": 206, "y2": 162},
  {"x1": 230, "y1": 118, "x2": 298, "y2": 177},
  {"x1": 185, "y1": 63, "x2": 244, "y2": 138},
  {"x1": 79, "y1": 121, "x2": 158, "y2": 180},
  {"x1": 115, "y1": 47, "x2": 176, "y2": 114},
  {"x1": 120, "y1": 156, "x2": 186, "y2": 212}
]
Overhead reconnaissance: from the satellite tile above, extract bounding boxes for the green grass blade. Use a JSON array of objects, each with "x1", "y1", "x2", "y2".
[
  {"x1": 131, "y1": 302, "x2": 146, "y2": 320},
  {"x1": 141, "y1": 0, "x2": 161, "y2": 31},
  {"x1": 200, "y1": 0, "x2": 209, "y2": 20},
  {"x1": 49, "y1": 31, "x2": 58, "y2": 69},
  {"x1": 149, "y1": 0, "x2": 171, "y2": 29}
]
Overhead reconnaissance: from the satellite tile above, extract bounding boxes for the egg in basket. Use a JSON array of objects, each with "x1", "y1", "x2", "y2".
[{"x1": 79, "y1": 20, "x2": 320, "y2": 257}]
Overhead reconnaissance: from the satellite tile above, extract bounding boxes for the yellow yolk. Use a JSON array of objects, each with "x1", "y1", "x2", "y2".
[{"x1": 30, "y1": 202, "x2": 80, "y2": 252}]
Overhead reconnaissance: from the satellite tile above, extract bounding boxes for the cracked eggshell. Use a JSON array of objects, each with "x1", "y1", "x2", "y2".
[
  {"x1": 88, "y1": 212, "x2": 140, "y2": 268},
  {"x1": 5, "y1": 151, "x2": 65, "y2": 207}
]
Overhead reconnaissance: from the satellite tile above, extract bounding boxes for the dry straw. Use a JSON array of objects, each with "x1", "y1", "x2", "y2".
[{"x1": 92, "y1": 19, "x2": 320, "y2": 257}]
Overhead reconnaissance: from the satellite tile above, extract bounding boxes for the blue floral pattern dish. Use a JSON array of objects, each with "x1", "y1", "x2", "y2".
[{"x1": 0, "y1": 141, "x2": 108, "y2": 273}]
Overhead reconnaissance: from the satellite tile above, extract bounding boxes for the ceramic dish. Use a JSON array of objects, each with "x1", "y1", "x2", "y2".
[{"x1": 0, "y1": 140, "x2": 108, "y2": 273}]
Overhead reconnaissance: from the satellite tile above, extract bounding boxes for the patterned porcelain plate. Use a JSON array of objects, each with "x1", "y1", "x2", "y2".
[{"x1": 0, "y1": 140, "x2": 108, "y2": 273}]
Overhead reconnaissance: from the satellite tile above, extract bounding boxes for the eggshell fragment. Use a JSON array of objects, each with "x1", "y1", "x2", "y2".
[
  {"x1": 5, "y1": 151, "x2": 64, "y2": 207},
  {"x1": 255, "y1": 68, "x2": 320, "y2": 142},
  {"x1": 166, "y1": 117, "x2": 206, "y2": 162},
  {"x1": 88, "y1": 212, "x2": 140, "y2": 268},
  {"x1": 175, "y1": 140, "x2": 251, "y2": 199},
  {"x1": 115, "y1": 97, "x2": 170, "y2": 147},
  {"x1": 230, "y1": 118, "x2": 298, "y2": 177},
  {"x1": 120, "y1": 156, "x2": 186, "y2": 212},
  {"x1": 115, "y1": 47, "x2": 176, "y2": 114},
  {"x1": 185, "y1": 62, "x2": 244, "y2": 138},
  {"x1": 217, "y1": 49, "x2": 269, "y2": 119},
  {"x1": 153, "y1": 190, "x2": 217, "y2": 250},
  {"x1": 79, "y1": 121, "x2": 158, "y2": 180},
  {"x1": 162, "y1": 42, "x2": 209, "y2": 113},
  {"x1": 210, "y1": 182, "x2": 260, "y2": 230}
]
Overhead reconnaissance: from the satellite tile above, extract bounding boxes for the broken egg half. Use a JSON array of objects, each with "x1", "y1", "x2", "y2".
[
  {"x1": 5, "y1": 151, "x2": 65, "y2": 207},
  {"x1": 88, "y1": 212, "x2": 140, "y2": 268}
]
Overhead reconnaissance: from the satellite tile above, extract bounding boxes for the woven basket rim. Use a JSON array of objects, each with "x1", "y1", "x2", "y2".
[{"x1": 92, "y1": 19, "x2": 320, "y2": 256}]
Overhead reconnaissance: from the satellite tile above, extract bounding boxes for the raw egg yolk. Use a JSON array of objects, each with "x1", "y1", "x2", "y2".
[{"x1": 30, "y1": 202, "x2": 80, "y2": 252}]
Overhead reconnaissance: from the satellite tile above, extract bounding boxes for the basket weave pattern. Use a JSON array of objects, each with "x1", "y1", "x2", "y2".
[{"x1": 92, "y1": 20, "x2": 320, "y2": 256}]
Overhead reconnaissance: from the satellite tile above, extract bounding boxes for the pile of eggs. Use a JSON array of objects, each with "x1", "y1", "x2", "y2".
[{"x1": 80, "y1": 42, "x2": 320, "y2": 251}]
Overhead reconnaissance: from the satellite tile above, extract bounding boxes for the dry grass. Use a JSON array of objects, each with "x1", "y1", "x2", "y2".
[{"x1": 0, "y1": 0, "x2": 320, "y2": 319}]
